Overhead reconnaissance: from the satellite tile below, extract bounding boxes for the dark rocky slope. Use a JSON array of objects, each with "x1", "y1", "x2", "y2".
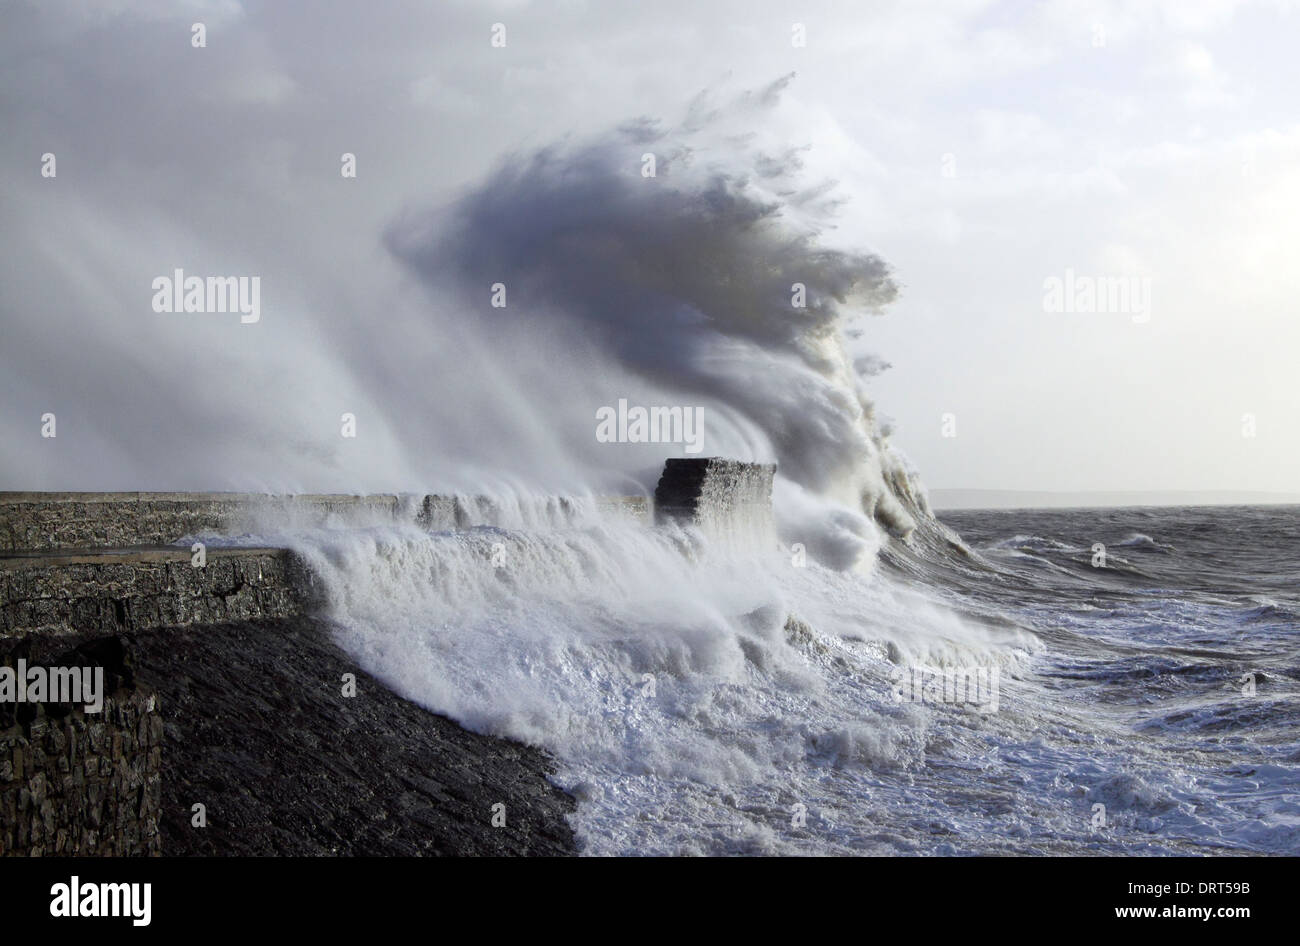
[{"x1": 124, "y1": 617, "x2": 576, "y2": 856}]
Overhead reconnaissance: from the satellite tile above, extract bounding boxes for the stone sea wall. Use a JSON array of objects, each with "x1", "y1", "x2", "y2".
[
  {"x1": 0, "y1": 461, "x2": 770, "y2": 857},
  {"x1": 654, "y1": 457, "x2": 777, "y2": 539},
  {"x1": 0, "y1": 639, "x2": 161, "y2": 856},
  {"x1": 0, "y1": 492, "x2": 421, "y2": 553},
  {"x1": 0, "y1": 492, "x2": 650, "y2": 553},
  {"x1": 0, "y1": 547, "x2": 308, "y2": 640}
]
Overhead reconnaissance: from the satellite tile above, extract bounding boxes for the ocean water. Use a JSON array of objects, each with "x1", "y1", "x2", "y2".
[
  {"x1": 231, "y1": 500, "x2": 1300, "y2": 856},
  {"x1": 924, "y1": 504, "x2": 1300, "y2": 855}
]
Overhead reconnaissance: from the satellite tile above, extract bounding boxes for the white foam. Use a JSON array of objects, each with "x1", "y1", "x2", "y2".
[{"x1": 230, "y1": 504, "x2": 1040, "y2": 854}]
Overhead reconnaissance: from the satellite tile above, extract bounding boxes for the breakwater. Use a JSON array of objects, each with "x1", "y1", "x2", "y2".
[
  {"x1": 0, "y1": 491, "x2": 650, "y2": 553},
  {"x1": 0, "y1": 459, "x2": 774, "y2": 856},
  {"x1": 1, "y1": 547, "x2": 306, "y2": 640},
  {"x1": 655, "y1": 458, "x2": 777, "y2": 545}
]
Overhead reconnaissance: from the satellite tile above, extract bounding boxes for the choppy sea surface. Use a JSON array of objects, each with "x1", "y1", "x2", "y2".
[
  {"x1": 919, "y1": 504, "x2": 1300, "y2": 856},
  {"x1": 223, "y1": 501, "x2": 1299, "y2": 855}
]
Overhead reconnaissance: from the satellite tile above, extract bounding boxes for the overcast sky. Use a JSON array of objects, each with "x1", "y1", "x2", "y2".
[{"x1": 2, "y1": 0, "x2": 1297, "y2": 495}]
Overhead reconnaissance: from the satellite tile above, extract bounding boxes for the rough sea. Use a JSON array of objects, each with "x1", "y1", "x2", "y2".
[{"x1": 237, "y1": 500, "x2": 1299, "y2": 856}]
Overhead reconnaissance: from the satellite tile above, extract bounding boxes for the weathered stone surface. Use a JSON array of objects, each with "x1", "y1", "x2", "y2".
[
  {"x1": 0, "y1": 547, "x2": 310, "y2": 639},
  {"x1": 0, "y1": 637, "x2": 160, "y2": 856},
  {"x1": 654, "y1": 458, "x2": 776, "y2": 537},
  {"x1": 128, "y1": 618, "x2": 576, "y2": 856},
  {"x1": 0, "y1": 492, "x2": 650, "y2": 552},
  {"x1": 0, "y1": 493, "x2": 407, "y2": 553},
  {"x1": 1, "y1": 618, "x2": 578, "y2": 856}
]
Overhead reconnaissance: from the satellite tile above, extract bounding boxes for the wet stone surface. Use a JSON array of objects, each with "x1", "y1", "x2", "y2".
[{"x1": 127, "y1": 617, "x2": 577, "y2": 856}]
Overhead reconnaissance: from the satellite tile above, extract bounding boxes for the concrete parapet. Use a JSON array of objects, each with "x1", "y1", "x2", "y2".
[
  {"x1": 0, "y1": 547, "x2": 306, "y2": 640},
  {"x1": 653, "y1": 458, "x2": 776, "y2": 535}
]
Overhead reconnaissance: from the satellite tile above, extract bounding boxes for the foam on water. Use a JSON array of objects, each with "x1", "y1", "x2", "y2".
[
  {"x1": 938, "y1": 505, "x2": 1300, "y2": 855},
  {"x1": 203, "y1": 499, "x2": 1300, "y2": 855},
  {"x1": 206, "y1": 500, "x2": 1040, "y2": 854}
]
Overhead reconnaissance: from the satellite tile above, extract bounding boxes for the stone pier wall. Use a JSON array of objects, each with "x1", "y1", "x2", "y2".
[
  {"x1": 0, "y1": 492, "x2": 412, "y2": 553},
  {"x1": 654, "y1": 458, "x2": 777, "y2": 539},
  {"x1": 0, "y1": 464, "x2": 764, "y2": 857},
  {"x1": 0, "y1": 492, "x2": 650, "y2": 553},
  {"x1": 0, "y1": 639, "x2": 161, "y2": 856},
  {"x1": 0, "y1": 547, "x2": 307, "y2": 640}
]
